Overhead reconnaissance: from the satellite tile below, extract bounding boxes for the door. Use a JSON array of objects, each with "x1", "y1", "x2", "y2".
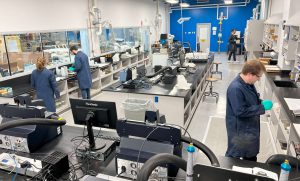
[{"x1": 196, "y1": 23, "x2": 211, "y2": 52}]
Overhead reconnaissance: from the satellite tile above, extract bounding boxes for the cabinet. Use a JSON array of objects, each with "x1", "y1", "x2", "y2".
[
  {"x1": 263, "y1": 24, "x2": 280, "y2": 52},
  {"x1": 244, "y1": 20, "x2": 264, "y2": 59},
  {"x1": 282, "y1": 26, "x2": 299, "y2": 64}
]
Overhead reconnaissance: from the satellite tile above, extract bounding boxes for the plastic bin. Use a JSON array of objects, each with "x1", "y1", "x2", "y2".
[{"x1": 122, "y1": 99, "x2": 150, "y2": 122}]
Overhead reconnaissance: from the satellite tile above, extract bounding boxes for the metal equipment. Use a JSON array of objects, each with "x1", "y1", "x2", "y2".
[
  {"x1": 115, "y1": 120, "x2": 182, "y2": 180},
  {"x1": 0, "y1": 103, "x2": 62, "y2": 153}
]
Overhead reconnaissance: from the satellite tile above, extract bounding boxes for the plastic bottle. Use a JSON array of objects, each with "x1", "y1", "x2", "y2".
[
  {"x1": 186, "y1": 143, "x2": 195, "y2": 181},
  {"x1": 279, "y1": 159, "x2": 291, "y2": 181}
]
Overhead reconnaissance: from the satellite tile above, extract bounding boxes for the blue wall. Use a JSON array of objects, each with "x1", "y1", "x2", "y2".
[{"x1": 170, "y1": 1, "x2": 258, "y2": 52}]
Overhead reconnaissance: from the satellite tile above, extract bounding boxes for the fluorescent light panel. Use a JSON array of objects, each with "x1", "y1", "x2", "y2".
[
  {"x1": 165, "y1": 0, "x2": 179, "y2": 4},
  {"x1": 224, "y1": 0, "x2": 233, "y2": 4},
  {"x1": 180, "y1": 2, "x2": 190, "y2": 7}
]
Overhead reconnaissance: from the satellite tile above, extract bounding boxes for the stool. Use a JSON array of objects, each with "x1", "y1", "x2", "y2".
[
  {"x1": 203, "y1": 77, "x2": 219, "y2": 103},
  {"x1": 211, "y1": 62, "x2": 222, "y2": 80}
]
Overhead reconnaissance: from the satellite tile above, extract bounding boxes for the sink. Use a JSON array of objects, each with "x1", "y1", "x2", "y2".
[{"x1": 273, "y1": 80, "x2": 298, "y2": 88}]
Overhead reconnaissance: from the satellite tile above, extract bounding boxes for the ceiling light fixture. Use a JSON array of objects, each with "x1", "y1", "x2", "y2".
[
  {"x1": 180, "y1": 2, "x2": 190, "y2": 7},
  {"x1": 224, "y1": 0, "x2": 233, "y2": 4},
  {"x1": 165, "y1": 0, "x2": 179, "y2": 4}
]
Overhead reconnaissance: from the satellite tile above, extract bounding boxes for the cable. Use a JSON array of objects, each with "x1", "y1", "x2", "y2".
[
  {"x1": 116, "y1": 166, "x2": 126, "y2": 177},
  {"x1": 165, "y1": 123, "x2": 192, "y2": 144},
  {"x1": 11, "y1": 155, "x2": 18, "y2": 181}
]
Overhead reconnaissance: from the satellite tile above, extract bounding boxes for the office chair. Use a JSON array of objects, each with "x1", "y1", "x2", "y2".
[{"x1": 265, "y1": 154, "x2": 300, "y2": 170}]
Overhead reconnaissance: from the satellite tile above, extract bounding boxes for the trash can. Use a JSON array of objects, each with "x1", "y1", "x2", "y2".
[{"x1": 122, "y1": 99, "x2": 150, "y2": 122}]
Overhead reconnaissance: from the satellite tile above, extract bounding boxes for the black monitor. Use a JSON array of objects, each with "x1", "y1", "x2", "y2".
[{"x1": 69, "y1": 98, "x2": 117, "y2": 150}]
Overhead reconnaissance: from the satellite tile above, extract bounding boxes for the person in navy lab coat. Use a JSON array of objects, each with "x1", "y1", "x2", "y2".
[
  {"x1": 69, "y1": 45, "x2": 92, "y2": 99},
  {"x1": 228, "y1": 29, "x2": 240, "y2": 62},
  {"x1": 31, "y1": 57, "x2": 60, "y2": 112},
  {"x1": 226, "y1": 60, "x2": 272, "y2": 162}
]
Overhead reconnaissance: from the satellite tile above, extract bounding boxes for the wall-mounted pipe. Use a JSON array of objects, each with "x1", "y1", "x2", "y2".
[{"x1": 217, "y1": 5, "x2": 229, "y2": 20}]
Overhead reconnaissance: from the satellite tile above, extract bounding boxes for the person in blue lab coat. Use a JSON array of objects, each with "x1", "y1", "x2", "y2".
[
  {"x1": 69, "y1": 45, "x2": 92, "y2": 99},
  {"x1": 226, "y1": 60, "x2": 272, "y2": 162},
  {"x1": 31, "y1": 57, "x2": 60, "y2": 112}
]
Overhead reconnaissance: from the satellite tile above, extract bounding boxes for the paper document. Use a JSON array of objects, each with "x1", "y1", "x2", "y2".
[{"x1": 284, "y1": 98, "x2": 300, "y2": 115}]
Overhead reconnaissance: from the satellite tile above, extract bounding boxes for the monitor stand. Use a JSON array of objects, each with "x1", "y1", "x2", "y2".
[
  {"x1": 85, "y1": 111, "x2": 106, "y2": 151},
  {"x1": 76, "y1": 111, "x2": 109, "y2": 161}
]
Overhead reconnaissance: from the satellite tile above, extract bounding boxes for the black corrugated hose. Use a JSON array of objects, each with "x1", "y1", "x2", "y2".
[
  {"x1": 136, "y1": 135, "x2": 220, "y2": 181},
  {"x1": 181, "y1": 135, "x2": 220, "y2": 167},
  {"x1": 136, "y1": 153, "x2": 187, "y2": 181},
  {"x1": 0, "y1": 117, "x2": 66, "y2": 132}
]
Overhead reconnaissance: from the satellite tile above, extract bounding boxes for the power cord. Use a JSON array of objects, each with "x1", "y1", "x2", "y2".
[
  {"x1": 134, "y1": 123, "x2": 193, "y2": 180},
  {"x1": 116, "y1": 166, "x2": 126, "y2": 177}
]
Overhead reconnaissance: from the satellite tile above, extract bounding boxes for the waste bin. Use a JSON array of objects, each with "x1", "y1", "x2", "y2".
[{"x1": 122, "y1": 99, "x2": 150, "y2": 122}]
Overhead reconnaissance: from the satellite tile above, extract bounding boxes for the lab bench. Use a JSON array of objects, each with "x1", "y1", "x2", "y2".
[
  {"x1": 259, "y1": 71, "x2": 300, "y2": 156},
  {"x1": 98, "y1": 58, "x2": 213, "y2": 128},
  {"x1": 0, "y1": 52, "x2": 151, "y2": 114}
]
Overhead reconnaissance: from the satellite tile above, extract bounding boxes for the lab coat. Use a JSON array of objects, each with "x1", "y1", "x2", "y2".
[
  {"x1": 73, "y1": 51, "x2": 92, "y2": 89},
  {"x1": 225, "y1": 75, "x2": 265, "y2": 158},
  {"x1": 228, "y1": 34, "x2": 238, "y2": 51},
  {"x1": 31, "y1": 68, "x2": 60, "y2": 112}
]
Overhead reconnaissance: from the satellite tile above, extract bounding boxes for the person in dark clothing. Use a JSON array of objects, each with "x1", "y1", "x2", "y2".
[
  {"x1": 228, "y1": 29, "x2": 239, "y2": 62},
  {"x1": 31, "y1": 57, "x2": 60, "y2": 112},
  {"x1": 225, "y1": 60, "x2": 272, "y2": 162},
  {"x1": 69, "y1": 45, "x2": 92, "y2": 99}
]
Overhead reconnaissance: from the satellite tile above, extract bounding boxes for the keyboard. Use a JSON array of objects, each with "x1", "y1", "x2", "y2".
[{"x1": 96, "y1": 134, "x2": 120, "y2": 142}]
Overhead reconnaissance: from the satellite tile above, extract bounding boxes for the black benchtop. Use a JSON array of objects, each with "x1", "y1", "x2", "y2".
[
  {"x1": 102, "y1": 60, "x2": 212, "y2": 99},
  {"x1": 1, "y1": 125, "x2": 300, "y2": 180},
  {"x1": 265, "y1": 72, "x2": 300, "y2": 124}
]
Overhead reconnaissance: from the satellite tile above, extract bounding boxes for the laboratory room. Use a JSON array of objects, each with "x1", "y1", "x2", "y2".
[{"x1": 1, "y1": 0, "x2": 300, "y2": 181}]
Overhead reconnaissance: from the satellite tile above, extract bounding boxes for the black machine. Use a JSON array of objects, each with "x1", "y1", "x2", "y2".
[
  {"x1": 70, "y1": 98, "x2": 118, "y2": 160},
  {"x1": 115, "y1": 119, "x2": 182, "y2": 180},
  {"x1": 0, "y1": 103, "x2": 62, "y2": 153},
  {"x1": 193, "y1": 164, "x2": 275, "y2": 181}
]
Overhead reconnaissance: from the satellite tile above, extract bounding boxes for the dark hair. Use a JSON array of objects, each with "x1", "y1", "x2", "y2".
[
  {"x1": 231, "y1": 29, "x2": 236, "y2": 32},
  {"x1": 241, "y1": 60, "x2": 266, "y2": 76},
  {"x1": 69, "y1": 45, "x2": 78, "y2": 51}
]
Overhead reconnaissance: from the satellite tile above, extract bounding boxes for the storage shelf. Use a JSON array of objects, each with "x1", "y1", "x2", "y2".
[
  {"x1": 68, "y1": 86, "x2": 79, "y2": 93},
  {"x1": 100, "y1": 73, "x2": 113, "y2": 79},
  {"x1": 56, "y1": 104, "x2": 69, "y2": 113},
  {"x1": 92, "y1": 77, "x2": 101, "y2": 83},
  {"x1": 102, "y1": 79, "x2": 120, "y2": 89}
]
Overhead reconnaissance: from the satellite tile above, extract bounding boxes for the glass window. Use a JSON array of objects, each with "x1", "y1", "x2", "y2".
[
  {"x1": 67, "y1": 31, "x2": 81, "y2": 48},
  {"x1": 5, "y1": 33, "x2": 42, "y2": 74},
  {"x1": 99, "y1": 26, "x2": 115, "y2": 53},
  {"x1": 141, "y1": 26, "x2": 150, "y2": 52},
  {"x1": 0, "y1": 35, "x2": 10, "y2": 77},
  {"x1": 41, "y1": 32, "x2": 69, "y2": 65}
]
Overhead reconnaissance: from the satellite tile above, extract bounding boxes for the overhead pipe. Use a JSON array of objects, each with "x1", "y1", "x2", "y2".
[{"x1": 171, "y1": 0, "x2": 251, "y2": 10}]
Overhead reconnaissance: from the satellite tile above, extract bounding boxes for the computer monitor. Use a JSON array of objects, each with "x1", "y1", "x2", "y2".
[{"x1": 69, "y1": 98, "x2": 117, "y2": 150}]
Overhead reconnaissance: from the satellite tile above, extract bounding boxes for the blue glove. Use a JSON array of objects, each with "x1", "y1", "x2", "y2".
[
  {"x1": 262, "y1": 100, "x2": 273, "y2": 110},
  {"x1": 68, "y1": 67, "x2": 75, "y2": 72}
]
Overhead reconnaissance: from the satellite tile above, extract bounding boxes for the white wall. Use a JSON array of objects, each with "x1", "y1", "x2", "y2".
[
  {"x1": 0, "y1": 0, "x2": 169, "y2": 47},
  {"x1": 0, "y1": 0, "x2": 89, "y2": 33},
  {"x1": 97, "y1": 0, "x2": 168, "y2": 42},
  {"x1": 269, "y1": 0, "x2": 284, "y2": 16}
]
